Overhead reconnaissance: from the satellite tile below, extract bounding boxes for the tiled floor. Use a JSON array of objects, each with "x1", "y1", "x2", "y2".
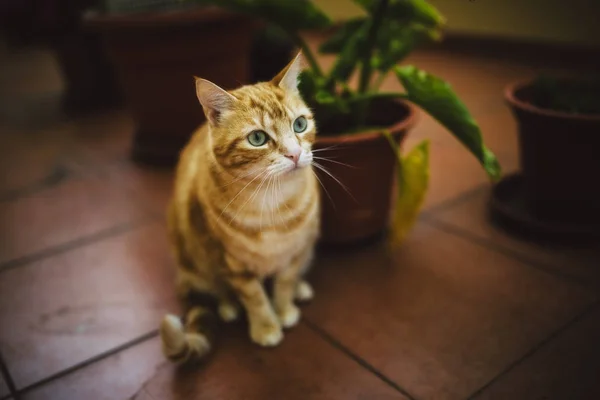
[{"x1": 1, "y1": 34, "x2": 599, "y2": 400}]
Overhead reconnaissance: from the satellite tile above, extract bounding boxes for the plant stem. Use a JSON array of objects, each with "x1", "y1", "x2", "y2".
[
  {"x1": 371, "y1": 71, "x2": 388, "y2": 92},
  {"x1": 291, "y1": 33, "x2": 323, "y2": 77},
  {"x1": 358, "y1": 0, "x2": 389, "y2": 94}
]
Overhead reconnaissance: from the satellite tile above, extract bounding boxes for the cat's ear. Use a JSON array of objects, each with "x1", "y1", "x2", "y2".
[
  {"x1": 272, "y1": 52, "x2": 305, "y2": 94},
  {"x1": 195, "y1": 77, "x2": 236, "y2": 126}
]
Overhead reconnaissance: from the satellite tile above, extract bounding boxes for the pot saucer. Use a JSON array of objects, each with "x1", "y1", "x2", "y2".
[{"x1": 489, "y1": 173, "x2": 600, "y2": 243}]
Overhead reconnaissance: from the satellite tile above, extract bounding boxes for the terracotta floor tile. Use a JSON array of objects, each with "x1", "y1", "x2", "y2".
[
  {"x1": 66, "y1": 110, "x2": 134, "y2": 168},
  {"x1": 0, "y1": 175, "x2": 149, "y2": 266},
  {"x1": 304, "y1": 222, "x2": 596, "y2": 400},
  {"x1": 133, "y1": 324, "x2": 408, "y2": 400},
  {"x1": 427, "y1": 188, "x2": 600, "y2": 289},
  {"x1": 0, "y1": 111, "x2": 132, "y2": 201},
  {"x1": 472, "y1": 306, "x2": 600, "y2": 400},
  {"x1": 99, "y1": 161, "x2": 175, "y2": 217},
  {"x1": 0, "y1": 222, "x2": 177, "y2": 389},
  {"x1": 20, "y1": 337, "x2": 165, "y2": 400},
  {"x1": 0, "y1": 125, "x2": 71, "y2": 199}
]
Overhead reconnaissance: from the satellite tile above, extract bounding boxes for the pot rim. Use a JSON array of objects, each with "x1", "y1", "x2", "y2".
[
  {"x1": 505, "y1": 80, "x2": 600, "y2": 122},
  {"x1": 314, "y1": 99, "x2": 419, "y2": 145}
]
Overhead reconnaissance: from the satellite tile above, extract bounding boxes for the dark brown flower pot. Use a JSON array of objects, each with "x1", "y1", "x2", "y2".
[
  {"x1": 84, "y1": 8, "x2": 257, "y2": 165},
  {"x1": 505, "y1": 81, "x2": 600, "y2": 225},
  {"x1": 52, "y1": 31, "x2": 123, "y2": 115},
  {"x1": 313, "y1": 100, "x2": 418, "y2": 245}
]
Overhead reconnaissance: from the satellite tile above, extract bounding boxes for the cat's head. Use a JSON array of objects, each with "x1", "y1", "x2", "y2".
[{"x1": 195, "y1": 53, "x2": 315, "y2": 179}]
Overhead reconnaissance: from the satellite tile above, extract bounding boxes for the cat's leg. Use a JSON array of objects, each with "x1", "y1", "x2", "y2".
[
  {"x1": 217, "y1": 295, "x2": 240, "y2": 323},
  {"x1": 224, "y1": 256, "x2": 282, "y2": 346},
  {"x1": 295, "y1": 280, "x2": 314, "y2": 302},
  {"x1": 294, "y1": 242, "x2": 316, "y2": 303},
  {"x1": 274, "y1": 248, "x2": 313, "y2": 328}
]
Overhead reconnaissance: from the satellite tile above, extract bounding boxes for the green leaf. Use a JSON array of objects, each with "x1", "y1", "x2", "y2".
[
  {"x1": 315, "y1": 90, "x2": 337, "y2": 104},
  {"x1": 353, "y1": 0, "x2": 444, "y2": 27},
  {"x1": 384, "y1": 134, "x2": 430, "y2": 246},
  {"x1": 386, "y1": 0, "x2": 445, "y2": 28},
  {"x1": 320, "y1": 18, "x2": 366, "y2": 54},
  {"x1": 298, "y1": 70, "x2": 351, "y2": 126},
  {"x1": 394, "y1": 65, "x2": 502, "y2": 180},
  {"x1": 188, "y1": 0, "x2": 332, "y2": 31},
  {"x1": 298, "y1": 70, "x2": 319, "y2": 103},
  {"x1": 347, "y1": 91, "x2": 408, "y2": 106},
  {"x1": 351, "y1": 0, "x2": 372, "y2": 12},
  {"x1": 328, "y1": 23, "x2": 369, "y2": 82},
  {"x1": 375, "y1": 22, "x2": 440, "y2": 72}
]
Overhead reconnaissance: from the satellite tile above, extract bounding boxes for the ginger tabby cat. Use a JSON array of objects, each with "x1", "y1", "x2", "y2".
[{"x1": 160, "y1": 53, "x2": 320, "y2": 363}]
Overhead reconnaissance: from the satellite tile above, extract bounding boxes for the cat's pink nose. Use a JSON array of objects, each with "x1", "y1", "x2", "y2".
[{"x1": 285, "y1": 148, "x2": 301, "y2": 165}]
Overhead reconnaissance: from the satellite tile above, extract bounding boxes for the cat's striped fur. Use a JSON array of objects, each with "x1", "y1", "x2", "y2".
[{"x1": 160, "y1": 53, "x2": 320, "y2": 363}]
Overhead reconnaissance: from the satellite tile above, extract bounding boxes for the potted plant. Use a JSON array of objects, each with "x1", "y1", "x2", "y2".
[
  {"x1": 494, "y1": 76, "x2": 600, "y2": 239},
  {"x1": 190, "y1": 0, "x2": 502, "y2": 245},
  {"x1": 83, "y1": 0, "x2": 259, "y2": 165}
]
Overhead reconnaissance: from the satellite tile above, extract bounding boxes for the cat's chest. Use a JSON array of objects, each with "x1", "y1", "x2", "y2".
[{"x1": 221, "y1": 222, "x2": 312, "y2": 277}]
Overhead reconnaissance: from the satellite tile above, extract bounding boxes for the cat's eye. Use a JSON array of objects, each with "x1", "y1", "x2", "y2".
[
  {"x1": 293, "y1": 116, "x2": 308, "y2": 133},
  {"x1": 247, "y1": 130, "x2": 268, "y2": 147}
]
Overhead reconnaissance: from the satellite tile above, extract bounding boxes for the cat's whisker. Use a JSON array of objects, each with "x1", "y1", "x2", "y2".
[
  {"x1": 311, "y1": 144, "x2": 342, "y2": 154},
  {"x1": 275, "y1": 176, "x2": 283, "y2": 224},
  {"x1": 259, "y1": 175, "x2": 269, "y2": 231},
  {"x1": 231, "y1": 167, "x2": 273, "y2": 226},
  {"x1": 312, "y1": 156, "x2": 357, "y2": 169},
  {"x1": 255, "y1": 165, "x2": 288, "y2": 229},
  {"x1": 312, "y1": 162, "x2": 357, "y2": 203},
  {"x1": 278, "y1": 175, "x2": 293, "y2": 214},
  {"x1": 216, "y1": 168, "x2": 268, "y2": 225},
  {"x1": 270, "y1": 174, "x2": 276, "y2": 227},
  {"x1": 220, "y1": 168, "x2": 258, "y2": 187},
  {"x1": 273, "y1": 175, "x2": 284, "y2": 227},
  {"x1": 261, "y1": 174, "x2": 273, "y2": 228},
  {"x1": 312, "y1": 169, "x2": 335, "y2": 210}
]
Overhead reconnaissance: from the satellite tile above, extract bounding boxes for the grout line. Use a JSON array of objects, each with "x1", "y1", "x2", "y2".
[
  {"x1": 0, "y1": 352, "x2": 19, "y2": 399},
  {"x1": 305, "y1": 319, "x2": 419, "y2": 400},
  {"x1": 0, "y1": 217, "x2": 157, "y2": 274},
  {"x1": 0, "y1": 154, "x2": 137, "y2": 205},
  {"x1": 466, "y1": 301, "x2": 600, "y2": 400},
  {"x1": 421, "y1": 216, "x2": 598, "y2": 294},
  {"x1": 14, "y1": 330, "x2": 159, "y2": 397},
  {"x1": 0, "y1": 165, "x2": 70, "y2": 203}
]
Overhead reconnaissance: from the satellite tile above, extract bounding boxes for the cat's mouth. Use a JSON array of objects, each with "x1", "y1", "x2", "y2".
[{"x1": 283, "y1": 163, "x2": 306, "y2": 175}]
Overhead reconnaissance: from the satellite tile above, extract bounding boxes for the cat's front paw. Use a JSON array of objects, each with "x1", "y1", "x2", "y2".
[
  {"x1": 218, "y1": 302, "x2": 240, "y2": 323},
  {"x1": 277, "y1": 305, "x2": 300, "y2": 328},
  {"x1": 250, "y1": 321, "x2": 283, "y2": 347},
  {"x1": 295, "y1": 280, "x2": 314, "y2": 302}
]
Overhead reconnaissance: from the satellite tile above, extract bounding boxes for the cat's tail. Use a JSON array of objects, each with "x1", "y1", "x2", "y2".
[{"x1": 159, "y1": 306, "x2": 217, "y2": 364}]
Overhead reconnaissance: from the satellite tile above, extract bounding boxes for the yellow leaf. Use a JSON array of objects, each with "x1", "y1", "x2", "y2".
[{"x1": 384, "y1": 133, "x2": 430, "y2": 246}]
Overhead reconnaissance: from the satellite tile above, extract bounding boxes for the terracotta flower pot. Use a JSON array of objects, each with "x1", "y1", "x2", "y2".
[
  {"x1": 84, "y1": 8, "x2": 257, "y2": 165},
  {"x1": 505, "y1": 80, "x2": 600, "y2": 225},
  {"x1": 313, "y1": 99, "x2": 418, "y2": 245}
]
